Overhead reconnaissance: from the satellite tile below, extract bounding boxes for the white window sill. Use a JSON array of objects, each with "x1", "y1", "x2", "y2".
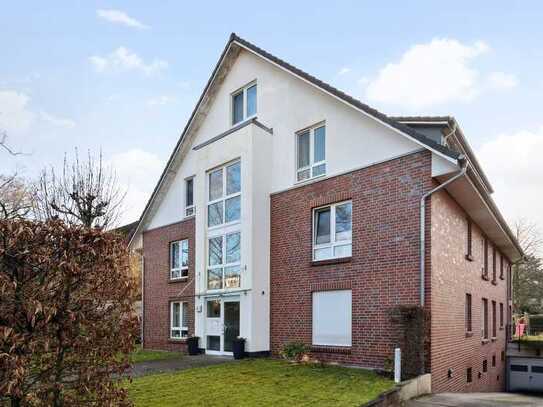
[{"x1": 294, "y1": 173, "x2": 326, "y2": 186}]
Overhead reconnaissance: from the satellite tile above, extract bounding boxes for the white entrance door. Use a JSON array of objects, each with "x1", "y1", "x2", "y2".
[{"x1": 204, "y1": 297, "x2": 240, "y2": 355}]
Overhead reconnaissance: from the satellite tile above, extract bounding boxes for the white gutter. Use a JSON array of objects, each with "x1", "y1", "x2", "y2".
[{"x1": 420, "y1": 158, "x2": 467, "y2": 306}]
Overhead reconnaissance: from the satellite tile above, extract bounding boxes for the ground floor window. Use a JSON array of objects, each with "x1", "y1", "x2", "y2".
[
  {"x1": 170, "y1": 301, "x2": 188, "y2": 338},
  {"x1": 312, "y1": 290, "x2": 352, "y2": 347}
]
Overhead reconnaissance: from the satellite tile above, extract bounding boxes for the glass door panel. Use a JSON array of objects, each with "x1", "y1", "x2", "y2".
[{"x1": 223, "y1": 301, "x2": 240, "y2": 353}]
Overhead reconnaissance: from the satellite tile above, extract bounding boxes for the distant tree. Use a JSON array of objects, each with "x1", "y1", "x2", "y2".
[
  {"x1": 0, "y1": 175, "x2": 34, "y2": 220},
  {"x1": 0, "y1": 131, "x2": 33, "y2": 220},
  {"x1": 34, "y1": 150, "x2": 125, "y2": 229},
  {"x1": 512, "y1": 219, "x2": 543, "y2": 314},
  {"x1": 0, "y1": 219, "x2": 138, "y2": 406}
]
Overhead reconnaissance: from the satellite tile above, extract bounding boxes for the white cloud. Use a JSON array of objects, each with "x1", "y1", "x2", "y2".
[
  {"x1": 487, "y1": 71, "x2": 518, "y2": 90},
  {"x1": 39, "y1": 111, "x2": 76, "y2": 129},
  {"x1": 0, "y1": 90, "x2": 35, "y2": 132},
  {"x1": 97, "y1": 9, "x2": 149, "y2": 29},
  {"x1": 108, "y1": 149, "x2": 163, "y2": 224},
  {"x1": 89, "y1": 47, "x2": 168, "y2": 76},
  {"x1": 338, "y1": 67, "x2": 351, "y2": 76},
  {"x1": 364, "y1": 38, "x2": 516, "y2": 110},
  {"x1": 146, "y1": 95, "x2": 175, "y2": 107},
  {"x1": 478, "y1": 126, "x2": 543, "y2": 230}
]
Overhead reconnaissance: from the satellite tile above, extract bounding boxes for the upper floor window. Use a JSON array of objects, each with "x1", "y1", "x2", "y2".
[
  {"x1": 492, "y1": 246, "x2": 497, "y2": 283},
  {"x1": 482, "y1": 298, "x2": 489, "y2": 340},
  {"x1": 185, "y1": 177, "x2": 194, "y2": 217},
  {"x1": 232, "y1": 82, "x2": 257, "y2": 125},
  {"x1": 499, "y1": 254, "x2": 504, "y2": 280},
  {"x1": 466, "y1": 218, "x2": 473, "y2": 260},
  {"x1": 297, "y1": 124, "x2": 326, "y2": 182},
  {"x1": 483, "y1": 238, "x2": 489, "y2": 279},
  {"x1": 313, "y1": 201, "x2": 352, "y2": 261},
  {"x1": 465, "y1": 293, "x2": 472, "y2": 333},
  {"x1": 170, "y1": 301, "x2": 188, "y2": 338},
  {"x1": 170, "y1": 239, "x2": 189, "y2": 279},
  {"x1": 207, "y1": 161, "x2": 241, "y2": 228}
]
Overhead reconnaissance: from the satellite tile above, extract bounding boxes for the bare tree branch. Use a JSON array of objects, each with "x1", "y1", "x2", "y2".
[
  {"x1": 33, "y1": 149, "x2": 126, "y2": 229},
  {"x1": 0, "y1": 131, "x2": 23, "y2": 156}
]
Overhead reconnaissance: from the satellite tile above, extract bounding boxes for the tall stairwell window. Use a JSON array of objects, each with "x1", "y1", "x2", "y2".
[
  {"x1": 206, "y1": 160, "x2": 241, "y2": 291},
  {"x1": 297, "y1": 124, "x2": 326, "y2": 182}
]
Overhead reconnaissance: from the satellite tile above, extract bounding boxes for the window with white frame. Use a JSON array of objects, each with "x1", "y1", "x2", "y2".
[
  {"x1": 170, "y1": 301, "x2": 188, "y2": 338},
  {"x1": 313, "y1": 201, "x2": 352, "y2": 261},
  {"x1": 207, "y1": 161, "x2": 241, "y2": 228},
  {"x1": 312, "y1": 290, "x2": 352, "y2": 347},
  {"x1": 297, "y1": 124, "x2": 326, "y2": 181},
  {"x1": 185, "y1": 177, "x2": 194, "y2": 217},
  {"x1": 170, "y1": 239, "x2": 189, "y2": 279},
  {"x1": 232, "y1": 82, "x2": 257, "y2": 125},
  {"x1": 207, "y1": 231, "x2": 241, "y2": 290}
]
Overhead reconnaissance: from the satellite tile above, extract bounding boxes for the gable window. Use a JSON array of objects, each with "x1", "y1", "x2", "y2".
[
  {"x1": 208, "y1": 161, "x2": 241, "y2": 228},
  {"x1": 185, "y1": 177, "x2": 194, "y2": 217},
  {"x1": 313, "y1": 201, "x2": 352, "y2": 261},
  {"x1": 207, "y1": 231, "x2": 241, "y2": 290},
  {"x1": 170, "y1": 301, "x2": 188, "y2": 338},
  {"x1": 232, "y1": 82, "x2": 257, "y2": 125},
  {"x1": 466, "y1": 219, "x2": 473, "y2": 260},
  {"x1": 170, "y1": 239, "x2": 189, "y2": 279},
  {"x1": 465, "y1": 293, "x2": 472, "y2": 333},
  {"x1": 482, "y1": 298, "x2": 489, "y2": 340},
  {"x1": 296, "y1": 124, "x2": 326, "y2": 182},
  {"x1": 312, "y1": 290, "x2": 352, "y2": 347}
]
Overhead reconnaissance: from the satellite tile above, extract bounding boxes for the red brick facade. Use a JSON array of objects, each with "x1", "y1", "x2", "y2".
[
  {"x1": 269, "y1": 151, "x2": 434, "y2": 367},
  {"x1": 141, "y1": 149, "x2": 510, "y2": 394},
  {"x1": 430, "y1": 190, "x2": 508, "y2": 392},
  {"x1": 142, "y1": 218, "x2": 195, "y2": 351}
]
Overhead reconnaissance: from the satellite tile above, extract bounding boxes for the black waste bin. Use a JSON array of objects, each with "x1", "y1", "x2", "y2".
[
  {"x1": 232, "y1": 338, "x2": 245, "y2": 360},
  {"x1": 187, "y1": 336, "x2": 200, "y2": 355}
]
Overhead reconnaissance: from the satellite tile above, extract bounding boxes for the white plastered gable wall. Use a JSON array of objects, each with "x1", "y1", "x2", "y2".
[{"x1": 139, "y1": 45, "x2": 459, "y2": 353}]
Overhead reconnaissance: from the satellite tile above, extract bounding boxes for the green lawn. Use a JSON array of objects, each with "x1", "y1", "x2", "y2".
[
  {"x1": 129, "y1": 345, "x2": 184, "y2": 364},
  {"x1": 128, "y1": 359, "x2": 394, "y2": 407}
]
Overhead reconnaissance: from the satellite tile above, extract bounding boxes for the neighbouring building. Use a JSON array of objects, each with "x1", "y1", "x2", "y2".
[{"x1": 128, "y1": 34, "x2": 523, "y2": 392}]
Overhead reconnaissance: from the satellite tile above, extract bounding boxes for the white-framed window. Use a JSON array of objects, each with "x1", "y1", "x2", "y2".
[
  {"x1": 170, "y1": 239, "x2": 189, "y2": 279},
  {"x1": 207, "y1": 161, "x2": 241, "y2": 228},
  {"x1": 170, "y1": 301, "x2": 188, "y2": 338},
  {"x1": 185, "y1": 177, "x2": 194, "y2": 217},
  {"x1": 312, "y1": 290, "x2": 352, "y2": 347},
  {"x1": 232, "y1": 82, "x2": 257, "y2": 125},
  {"x1": 207, "y1": 231, "x2": 241, "y2": 290},
  {"x1": 313, "y1": 201, "x2": 352, "y2": 261},
  {"x1": 296, "y1": 124, "x2": 326, "y2": 182}
]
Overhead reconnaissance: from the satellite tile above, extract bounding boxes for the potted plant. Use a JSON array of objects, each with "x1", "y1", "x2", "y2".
[
  {"x1": 187, "y1": 336, "x2": 200, "y2": 356},
  {"x1": 232, "y1": 337, "x2": 246, "y2": 359}
]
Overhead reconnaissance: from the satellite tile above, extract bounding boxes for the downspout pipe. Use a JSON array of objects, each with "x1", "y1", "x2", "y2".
[{"x1": 420, "y1": 157, "x2": 467, "y2": 306}]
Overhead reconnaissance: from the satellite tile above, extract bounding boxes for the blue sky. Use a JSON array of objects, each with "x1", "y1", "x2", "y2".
[{"x1": 2, "y1": 2, "x2": 542, "y2": 228}]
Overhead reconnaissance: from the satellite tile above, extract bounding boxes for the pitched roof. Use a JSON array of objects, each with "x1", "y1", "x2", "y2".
[
  {"x1": 232, "y1": 34, "x2": 460, "y2": 161},
  {"x1": 129, "y1": 33, "x2": 461, "y2": 247}
]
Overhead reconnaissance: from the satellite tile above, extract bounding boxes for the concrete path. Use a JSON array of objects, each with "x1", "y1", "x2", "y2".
[
  {"x1": 405, "y1": 392, "x2": 543, "y2": 407},
  {"x1": 130, "y1": 354, "x2": 237, "y2": 377}
]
